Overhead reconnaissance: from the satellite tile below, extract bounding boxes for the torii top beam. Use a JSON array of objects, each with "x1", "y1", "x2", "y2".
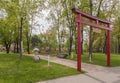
[{"x1": 72, "y1": 8, "x2": 111, "y2": 30}]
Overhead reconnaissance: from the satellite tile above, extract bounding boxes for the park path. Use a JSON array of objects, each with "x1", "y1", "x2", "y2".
[{"x1": 28, "y1": 54, "x2": 120, "y2": 83}]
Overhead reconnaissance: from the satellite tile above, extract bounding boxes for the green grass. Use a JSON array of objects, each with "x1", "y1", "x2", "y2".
[
  {"x1": 0, "y1": 54, "x2": 81, "y2": 83},
  {"x1": 67, "y1": 53, "x2": 120, "y2": 67}
]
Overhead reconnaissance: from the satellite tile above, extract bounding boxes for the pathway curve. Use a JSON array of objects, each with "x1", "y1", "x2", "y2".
[{"x1": 27, "y1": 54, "x2": 120, "y2": 83}]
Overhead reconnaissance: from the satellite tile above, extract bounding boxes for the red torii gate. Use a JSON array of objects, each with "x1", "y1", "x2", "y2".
[{"x1": 72, "y1": 8, "x2": 111, "y2": 72}]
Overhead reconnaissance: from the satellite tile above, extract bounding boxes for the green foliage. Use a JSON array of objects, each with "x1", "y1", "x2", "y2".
[
  {"x1": 0, "y1": 0, "x2": 120, "y2": 54},
  {"x1": 46, "y1": 0, "x2": 120, "y2": 55},
  {"x1": 0, "y1": 53, "x2": 80, "y2": 83},
  {"x1": 31, "y1": 35, "x2": 42, "y2": 48},
  {"x1": 0, "y1": 0, "x2": 45, "y2": 54}
]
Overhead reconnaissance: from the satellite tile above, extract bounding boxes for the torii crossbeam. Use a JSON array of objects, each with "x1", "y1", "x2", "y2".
[{"x1": 72, "y1": 8, "x2": 111, "y2": 72}]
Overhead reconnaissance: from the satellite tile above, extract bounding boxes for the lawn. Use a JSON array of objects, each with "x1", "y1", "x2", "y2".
[
  {"x1": 0, "y1": 53, "x2": 81, "y2": 83},
  {"x1": 67, "y1": 53, "x2": 120, "y2": 67}
]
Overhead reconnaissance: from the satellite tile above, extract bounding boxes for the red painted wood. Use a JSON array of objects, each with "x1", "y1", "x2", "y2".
[
  {"x1": 77, "y1": 14, "x2": 82, "y2": 71},
  {"x1": 72, "y1": 8, "x2": 111, "y2": 24},
  {"x1": 80, "y1": 20, "x2": 111, "y2": 31},
  {"x1": 74, "y1": 17, "x2": 111, "y2": 31},
  {"x1": 72, "y1": 8, "x2": 111, "y2": 72},
  {"x1": 107, "y1": 24, "x2": 111, "y2": 66}
]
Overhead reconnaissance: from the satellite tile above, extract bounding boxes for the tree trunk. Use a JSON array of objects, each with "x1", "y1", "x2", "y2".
[
  {"x1": 89, "y1": 27, "x2": 93, "y2": 57},
  {"x1": 89, "y1": 0, "x2": 93, "y2": 58},
  {"x1": 14, "y1": 42, "x2": 16, "y2": 53},
  {"x1": 25, "y1": 32, "x2": 30, "y2": 54},
  {"x1": 19, "y1": 17, "x2": 23, "y2": 59},
  {"x1": 16, "y1": 38, "x2": 19, "y2": 53},
  {"x1": 103, "y1": 33, "x2": 107, "y2": 54},
  {"x1": 57, "y1": 13, "x2": 62, "y2": 53},
  {"x1": 75, "y1": 35, "x2": 77, "y2": 54},
  {"x1": 73, "y1": 24, "x2": 77, "y2": 54},
  {"x1": 58, "y1": 29, "x2": 61, "y2": 53},
  {"x1": 64, "y1": 1, "x2": 73, "y2": 56},
  {"x1": 27, "y1": 40, "x2": 30, "y2": 54},
  {"x1": 89, "y1": 0, "x2": 103, "y2": 57},
  {"x1": 5, "y1": 44, "x2": 10, "y2": 53},
  {"x1": 68, "y1": 29, "x2": 72, "y2": 55},
  {"x1": 68, "y1": 26, "x2": 74, "y2": 56},
  {"x1": 13, "y1": 38, "x2": 19, "y2": 53},
  {"x1": 81, "y1": 26, "x2": 83, "y2": 54},
  {"x1": 4, "y1": 41, "x2": 11, "y2": 54}
]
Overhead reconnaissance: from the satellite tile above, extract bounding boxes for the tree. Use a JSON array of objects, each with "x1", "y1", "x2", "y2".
[
  {"x1": 31, "y1": 35, "x2": 42, "y2": 48},
  {"x1": 0, "y1": 18, "x2": 14, "y2": 53},
  {"x1": 0, "y1": 0, "x2": 45, "y2": 58},
  {"x1": 0, "y1": 1, "x2": 19, "y2": 53}
]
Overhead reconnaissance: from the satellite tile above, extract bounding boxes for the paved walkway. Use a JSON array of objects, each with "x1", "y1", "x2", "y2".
[{"x1": 28, "y1": 54, "x2": 120, "y2": 83}]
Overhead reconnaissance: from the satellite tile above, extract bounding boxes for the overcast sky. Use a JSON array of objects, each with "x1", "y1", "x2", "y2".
[{"x1": 31, "y1": 9, "x2": 50, "y2": 34}]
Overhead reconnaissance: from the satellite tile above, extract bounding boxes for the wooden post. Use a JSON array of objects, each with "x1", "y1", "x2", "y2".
[
  {"x1": 107, "y1": 23, "x2": 111, "y2": 66},
  {"x1": 77, "y1": 14, "x2": 82, "y2": 71}
]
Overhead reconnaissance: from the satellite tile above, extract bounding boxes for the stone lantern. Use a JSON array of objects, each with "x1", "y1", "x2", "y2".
[{"x1": 33, "y1": 48, "x2": 40, "y2": 62}]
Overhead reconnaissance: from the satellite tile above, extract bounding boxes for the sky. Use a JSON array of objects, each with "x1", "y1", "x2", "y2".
[
  {"x1": 32, "y1": 0, "x2": 51, "y2": 35},
  {"x1": 31, "y1": 9, "x2": 51, "y2": 35},
  {"x1": 0, "y1": 9, "x2": 7, "y2": 18}
]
